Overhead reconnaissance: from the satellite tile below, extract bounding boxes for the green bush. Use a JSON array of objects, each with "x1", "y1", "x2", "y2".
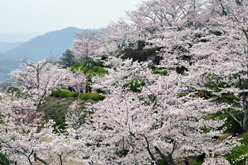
[
  {"x1": 80, "y1": 66, "x2": 89, "y2": 73},
  {"x1": 86, "y1": 70, "x2": 97, "y2": 79},
  {"x1": 161, "y1": 70, "x2": 168, "y2": 76},
  {"x1": 128, "y1": 78, "x2": 145, "y2": 92},
  {"x1": 241, "y1": 132, "x2": 248, "y2": 145},
  {"x1": 93, "y1": 60, "x2": 104, "y2": 67},
  {"x1": 152, "y1": 69, "x2": 168, "y2": 76},
  {"x1": 51, "y1": 90, "x2": 78, "y2": 98},
  {"x1": 210, "y1": 109, "x2": 242, "y2": 134},
  {"x1": 51, "y1": 90, "x2": 59, "y2": 97},
  {"x1": 70, "y1": 60, "x2": 107, "y2": 79},
  {"x1": 0, "y1": 113, "x2": 4, "y2": 124},
  {"x1": 225, "y1": 132, "x2": 248, "y2": 165},
  {"x1": 79, "y1": 93, "x2": 104, "y2": 101},
  {"x1": 43, "y1": 98, "x2": 74, "y2": 131},
  {"x1": 70, "y1": 61, "x2": 86, "y2": 71},
  {"x1": 67, "y1": 92, "x2": 79, "y2": 98},
  {"x1": 93, "y1": 66, "x2": 100, "y2": 72},
  {"x1": 115, "y1": 149, "x2": 129, "y2": 158},
  {"x1": 97, "y1": 67, "x2": 107, "y2": 74},
  {"x1": 0, "y1": 153, "x2": 10, "y2": 165}
]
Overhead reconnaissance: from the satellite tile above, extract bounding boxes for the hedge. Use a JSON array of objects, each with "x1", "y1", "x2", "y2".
[
  {"x1": 79, "y1": 93, "x2": 104, "y2": 101},
  {"x1": 0, "y1": 153, "x2": 10, "y2": 165},
  {"x1": 51, "y1": 90, "x2": 78, "y2": 98}
]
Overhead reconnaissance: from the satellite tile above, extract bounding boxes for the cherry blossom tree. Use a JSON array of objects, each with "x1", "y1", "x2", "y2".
[
  {"x1": 203, "y1": 157, "x2": 231, "y2": 165},
  {"x1": 73, "y1": 30, "x2": 102, "y2": 62},
  {"x1": 10, "y1": 59, "x2": 70, "y2": 109},
  {"x1": 88, "y1": 57, "x2": 239, "y2": 164},
  {"x1": 1, "y1": 0, "x2": 248, "y2": 164},
  {"x1": 143, "y1": 0, "x2": 248, "y2": 132}
]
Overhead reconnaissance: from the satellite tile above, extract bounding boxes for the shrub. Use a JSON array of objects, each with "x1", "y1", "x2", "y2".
[
  {"x1": 80, "y1": 66, "x2": 89, "y2": 73},
  {"x1": 51, "y1": 90, "x2": 78, "y2": 98},
  {"x1": 210, "y1": 109, "x2": 243, "y2": 134},
  {"x1": 0, "y1": 112, "x2": 4, "y2": 124},
  {"x1": 0, "y1": 153, "x2": 10, "y2": 165},
  {"x1": 70, "y1": 61, "x2": 86, "y2": 71},
  {"x1": 152, "y1": 69, "x2": 168, "y2": 76},
  {"x1": 116, "y1": 149, "x2": 129, "y2": 158},
  {"x1": 86, "y1": 70, "x2": 97, "y2": 79},
  {"x1": 67, "y1": 92, "x2": 78, "y2": 98},
  {"x1": 97, "y1": 67, "x2": 107, "y2": 74},
  {"x1": 43, "y1": 98, "x2": 74, "y2": 131},
  {"x1": 93, "y1": 66, "x2": 100, "y2": 72},
  {"x1": 225, "y1": 132, "x2": 248, "y2": 164},
  {"x1": 80, "y1": 93, "x2": 90, "y2": 100},
  {"x1": 128, "y1": 78, "x2": 145, "y2": 92},
  {"x1": 51, "y1": 90, "x2": 60, "y2": 97},
  {"x1": 79, "y1": 93, "x2": 104, "y2": 101},
  {"x1": 60, "y1": 91, "x2": 70, "y2": 98},
  {"x1": 93, "y1": 60, "x2": 104, "y2": 67},
  {"x1": 161, "y1": 70, "x2": 168, "y2": 76}
]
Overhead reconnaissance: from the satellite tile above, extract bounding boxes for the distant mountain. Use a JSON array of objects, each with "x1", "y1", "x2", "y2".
[
  {"x1": 0, "y1": 59, "x2": 20, "y2": 82},
  {"x1": 2, "y1": 27, "x2": 83, "y2": 62},
  {"x1": 0, "y1": 42, "x2": 25, "y2": 53},
  {"x1": 0, "y1": 27, "x2": 90, "y2": 82},
  {"x1": 0, "y1": 33, "x2": 40, "y2": 42}
]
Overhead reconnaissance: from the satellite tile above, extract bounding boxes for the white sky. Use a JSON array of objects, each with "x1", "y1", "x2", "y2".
[{"x1": 0, "y1": 0, "x2": 143, "y2": 34}]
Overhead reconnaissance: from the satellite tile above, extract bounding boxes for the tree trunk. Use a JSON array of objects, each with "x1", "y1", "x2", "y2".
[
  {"x1": 58, "y1": 154, "x2": 63, "y2": 165},
  {"x1": 154, "y1": 146, "x2": 175, "y2": 165}
]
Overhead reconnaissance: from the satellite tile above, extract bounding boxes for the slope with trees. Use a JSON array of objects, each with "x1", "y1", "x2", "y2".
[{"x1": 1, "y1": 0, "x2": 248, "y2": 164}]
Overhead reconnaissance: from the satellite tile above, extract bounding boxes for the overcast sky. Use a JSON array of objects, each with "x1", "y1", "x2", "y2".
[{"x1": 0, "y1": 0, "x2": 143, "y2": 34}]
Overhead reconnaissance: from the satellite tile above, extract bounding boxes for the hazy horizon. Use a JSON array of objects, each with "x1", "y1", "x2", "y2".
[
  {"x1": 0, "y1": 32, "x2": 41, "y2": 42},
  {"x1": 0, "y1": 0, "x2": 143, "y2": 34}
]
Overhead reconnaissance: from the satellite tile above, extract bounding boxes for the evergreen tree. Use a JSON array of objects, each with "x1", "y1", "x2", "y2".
[{"x1": 60, "y1": 49, "x2": 76, "y2": 68}]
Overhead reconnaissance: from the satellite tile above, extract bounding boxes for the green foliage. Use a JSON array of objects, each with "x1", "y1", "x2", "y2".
[
  {"x1": 221, "y1": 95, "x2": 239, "y2": 101},
  {"x1": 93, "y1": 60, "x2": 104, "y2": 67},
  {"x1": 0, "y1": 153, "x2": 10, "y2": 165},
  {"x1": 178, "y1": 93, "x2": 187, "y2": 97},
  {"x1": 60, "y1": 49, "x2": 76, "y2": 68},
  {"x1": 42, "y1": 97, "x2": 74, "y2": 131},
  {"x1": 97, "y1": 67, "x2": 107, "y2": 74},
  {"x1": 128, "y1": 78, "x2": 145, "y2": 92},
  {"x1": 80, "y1": 66, "x2": 89, "y2": 73},
  {"x1": 79, "y1": 93, "x2": 104, "y2": 101},
  {"x1": 86, "y1": 70, "x2": 97, "y2": 79},
  {"x1": 7, "y1": 86, "x2": 19, "y2": 93},
  {"x1": 191, "y1": 154, "x2": 205, "y2": 165},
  {"x1": 70, "y1": 61, "x2": 86, "y2": 71},
  {"x1": 71, "y1": 60, "x2": 107, "y2": 80},
  {"x1": 225, "y1": 132, "x2": 248, "y2": 164},
  {"x1": 120, "y1": 47, "x2": 163, "y2": 65},
  {"x1": 51, "y1": 90, "x2": 59, "y2": 97},
  {"x1": 152, "y1": 69, "x2": 168, "y2": 76},
  {"x1": 0, "y1": 112, "x2": 4, "y2": 124},
  {"x1": 93, "y1": 66, "x2": 99, "y2": 72},
  {"x1": 211, "y1": 109, "x2": 242, "y2": 134},
  {"x1": 209, "y1": 30, "x2": 222, "y2": 36},
  {"x1": 51, "y1": 90, "x2": 78, "y2": 98},
  {"x1": 241, "y1": 132, "x2": 248, "y2": 144},
  {"x1": 115, "y1": 149, "x2": 129, "y2": 158}
]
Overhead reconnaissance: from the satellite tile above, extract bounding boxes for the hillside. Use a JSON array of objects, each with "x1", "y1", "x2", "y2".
[
  {"x1": 0, "y1": 42, "x2": 24, "y2": 53},
  {"x1": 1, "y1": 27, "x2": 83, "y2": 61},
  {"x1": 0, "y1": 59, "x2": 20, "y2": 82},
  {"x1": 0, "y1": 32, "x2": 40, "y2": 42},
  {"x1": 0, "y1": 27, "x2": 86, "y2": 82}
]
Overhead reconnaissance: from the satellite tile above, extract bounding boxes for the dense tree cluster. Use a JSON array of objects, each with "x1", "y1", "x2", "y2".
[{"x1": 1, "y1": 0, "x2": 248, "y2": 164}]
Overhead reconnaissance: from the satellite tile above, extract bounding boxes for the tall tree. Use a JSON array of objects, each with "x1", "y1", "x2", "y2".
[{"x1": 60, "y1": 49, "x2": 76, "y2": 68}]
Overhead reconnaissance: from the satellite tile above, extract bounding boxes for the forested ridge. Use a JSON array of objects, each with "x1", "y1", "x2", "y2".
[{"x1": 1, "y1": 0, "x2": 248, "y2": 164}]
